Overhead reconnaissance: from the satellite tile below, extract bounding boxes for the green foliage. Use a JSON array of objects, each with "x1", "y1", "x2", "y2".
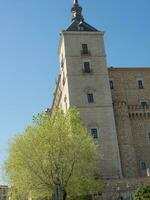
[
  {"x1": 134, "y1": 185, "x2": 150, "y2": 200},
  {"x1": 5, "y1": 107, "x2": 102, "y2": 200},
  {"x1": 9, "y1": 186, "x2": 28, "y2": 200}
]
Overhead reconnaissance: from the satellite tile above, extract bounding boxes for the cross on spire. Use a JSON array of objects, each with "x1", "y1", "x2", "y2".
[{"x1": 71, "y1": 0, "x2": 84, "y2": 21}]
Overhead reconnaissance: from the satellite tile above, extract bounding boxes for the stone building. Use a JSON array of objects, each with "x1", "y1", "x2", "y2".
[
  {"x1": 51, "y1": 0, "x2": 150, "y2": 199},
  {"x1": 0, "y1": 186, "x2": 8, "y2": 200}
]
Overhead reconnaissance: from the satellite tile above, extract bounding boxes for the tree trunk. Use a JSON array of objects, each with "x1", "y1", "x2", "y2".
[
  {"x1": 62, "y1": 190, "x2": 67, "y2": 200},
  {"x1": 59, "y1": 188, "x2": 67, "y2": 200}
]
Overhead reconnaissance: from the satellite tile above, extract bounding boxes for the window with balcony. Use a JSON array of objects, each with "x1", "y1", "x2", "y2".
[
  {"x1": 83, "y1": 61, "x2": 91, "y2": 73},
  {"x1": 82, "y1": 44, "x2": 89, "y2": 54}
]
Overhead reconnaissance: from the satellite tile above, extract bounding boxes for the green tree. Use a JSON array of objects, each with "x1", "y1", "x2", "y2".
[
  {"x1": 134, "y1": 185, "x2": 150, "y2": 200},
  {"x1": 5, "y1": 108, "x2": 102, "y2": 200},
  {"x1": 8, "y1": 186, "x2": 28, "y2": 200}
]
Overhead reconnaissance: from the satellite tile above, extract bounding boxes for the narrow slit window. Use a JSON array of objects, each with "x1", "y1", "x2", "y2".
[
  {"x1": 148, "y1": 132, "x2": 150, "y2": 143},
  {"x1": 110, "y1": 80, "x2": 114, "y2": 89}
]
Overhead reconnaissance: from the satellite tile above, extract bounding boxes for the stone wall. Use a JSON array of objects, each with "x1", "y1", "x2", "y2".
[
  {"x1": 0, "y1": 186, "x2": 8, "y2": 200},
  {"x1": 56, "y1": 31, "x2": 122, "y2": 179},
  {"x1": 98, "y1": 177, "x2": 150, "y2": 200},
  {"x1": 109, "y1": 68, "x2": 150, "y2": 178}
]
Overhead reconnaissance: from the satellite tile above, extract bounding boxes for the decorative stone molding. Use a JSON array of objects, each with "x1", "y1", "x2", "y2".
[
  {"x1": 83, "y1": 86, "x2": 96, "y2": 93},
  {"x1": 113, "y1": 101, "x2": 127, "y2": 106},
  {"x1": 128, "y1": 105, "x2": 150, "y2": 110}
]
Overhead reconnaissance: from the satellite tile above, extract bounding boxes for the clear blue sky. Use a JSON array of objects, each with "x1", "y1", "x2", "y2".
[{"x1": 0, "y1": 0, "x2": 150, "y2": 183}]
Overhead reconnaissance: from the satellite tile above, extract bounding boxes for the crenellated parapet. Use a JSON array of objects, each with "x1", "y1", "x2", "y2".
[
  {"x1": 113, "y1": 102, "x2": 150, "y2": 118},
  {"x1": 128, "y1": 105, "x2": 150, "y2": 119}
]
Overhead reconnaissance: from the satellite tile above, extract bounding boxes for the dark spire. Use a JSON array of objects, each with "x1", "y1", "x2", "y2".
[
  {"x1": 74, "y1": 0, "x2": 78, "y2": 3},
  {"x1": 66, "y1": 0, "x2": 99, "y2": 32},
  {"x1": 71, "y1": 0, "x2": 84, "y2": 21}
]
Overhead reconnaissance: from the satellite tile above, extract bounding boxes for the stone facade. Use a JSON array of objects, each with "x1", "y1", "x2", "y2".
[
  {"x1": 0, "y1": 186, "x2": 8, "y2": 200},
  {"x1": 50, "y1": 1, "x2": 150, "y2": 199},
  {"x1": 109, "y1": 68, "x2": 150, "y2": 178},
  {"x1": 99, "y1": 177, "x2": 150, "y2": 200},
  {"x1": 53, "y1": 31, "x2": 122, "y2": 179}
]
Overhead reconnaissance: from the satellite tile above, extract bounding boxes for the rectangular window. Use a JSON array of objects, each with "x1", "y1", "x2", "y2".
[
  {"x1": 82, "y1": 44, "x2": 88, "y2": 54},
  {"x1": 110, "y1": 80, "x2": 114, "y2": 89},
  {"x1": 140, "y1": 100, "x2": 149, "y2": 108},
  {"x1": 148, "y1": 132, "x2": 150, "y2": 143},
  {"x1": 138, "y1": 80, "x2": 144, "y2": 89},
  {"x1": 87, "y1": 93, "x2": 94, "y2": 103},
  {"x1": 79, "y1": 26, "x2": 84, "y2": 31},
  {"x1": 140, "y1": 160, "x2": 147, "y2": 170},
  {"x1": 84, "y1": 62, "x2": 91, "y2": 73},
  {"x1": 91, "y1": 128, "x2": 98, "y2": 139}
]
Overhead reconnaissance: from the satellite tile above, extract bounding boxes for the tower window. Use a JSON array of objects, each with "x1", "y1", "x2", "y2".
[
  {"x1": 82, "y1": 44, "x2": 88, "y2": 54},
  {"x1": 140, "y1": 100, "x2": 149, "y2": 108},
  {"x1": 110, "y1": 80, "x2": 114, "y2": 89},
  {"x1": 87, "y1": 93, "x2": 94, "y2": 103},
  {"x1": 137, "y1": 80, "x2": 144, "y2": 89},
  {"x1": 140, "y1": 160, "x2": 147, "y2": 170},
  {"x1": 61, "y1": 59, "x2": 64, "y2": 69},
  {"x1": 148, "y1": 132, "x2": 150, "y2": 143},
  {"x1": 79, "y1": 26, "x2": 84, "y2": 31},
  {"x1": 91, "y1": 128, "x2": 98, "y2": 139},
  {"x1": 83, "y1": 62, "x2": 91, "y2": 73}
]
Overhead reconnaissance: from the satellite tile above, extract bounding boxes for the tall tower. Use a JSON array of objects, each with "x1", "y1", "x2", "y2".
[{"x1": 53, "y1": 0, "x2": 122, "y2": 179}]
